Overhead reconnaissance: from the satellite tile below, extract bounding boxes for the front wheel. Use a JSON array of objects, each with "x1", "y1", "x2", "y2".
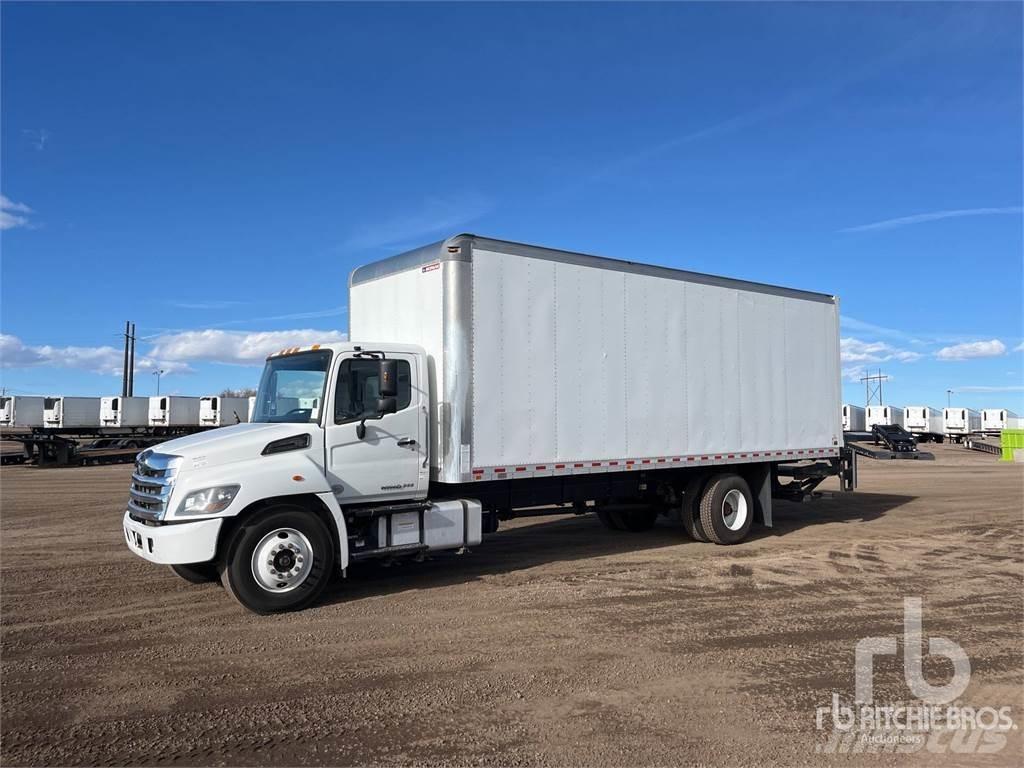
[{"x1": 220, "y1": 506, "x2": 335, "y2": 614}]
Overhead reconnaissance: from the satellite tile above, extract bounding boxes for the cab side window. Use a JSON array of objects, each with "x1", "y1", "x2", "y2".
[{"x1": 334, "y1": 359, "x2": 412, "y2": 423}]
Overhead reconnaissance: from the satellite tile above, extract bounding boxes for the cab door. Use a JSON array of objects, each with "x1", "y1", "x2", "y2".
[{"x1": 323, "y1": 352, "x2": 428, "y2": 504}]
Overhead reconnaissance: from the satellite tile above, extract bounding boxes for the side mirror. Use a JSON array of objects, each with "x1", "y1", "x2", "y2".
[
  {"x1": 379, "y1": 359, "x2": 398, "y2": 398},
  {"x1": 377, "y1": 396, "x2": 397, "y2": 416}
]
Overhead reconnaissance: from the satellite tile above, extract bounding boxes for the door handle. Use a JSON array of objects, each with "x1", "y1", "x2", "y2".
[{"x1": 397, "y1": 438, "x2": 417, "y2": 447}]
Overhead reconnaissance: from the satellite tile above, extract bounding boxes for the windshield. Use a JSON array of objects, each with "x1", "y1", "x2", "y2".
[{"x1": 253, "y1": 351, "x2": 332, "y2": 424}]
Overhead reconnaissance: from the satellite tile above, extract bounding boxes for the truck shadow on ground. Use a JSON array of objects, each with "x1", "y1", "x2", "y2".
[{"x1": 316, "y1": 491, "x2": 915, "y2": 607}]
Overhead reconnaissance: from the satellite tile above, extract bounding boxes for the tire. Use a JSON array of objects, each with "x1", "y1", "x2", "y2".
[
  {"x1": 698, "y1": 474, "x2": 754, "y2": 545},
  {"x1": 219, "y1": 506, "x2": 335, "y2": 614},
  {"x1": 596, "y1": 509, "x2": 624, "y2": 530},
  {"x1": 680, "y1": 476, "x2": 710, "y2": 542},
  {"x1": 169, "y1": 563, "x2": 219, "y2": 584}
]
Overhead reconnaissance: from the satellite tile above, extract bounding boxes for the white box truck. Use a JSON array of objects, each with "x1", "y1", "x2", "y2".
[
  {"x1": 866, "y1": 405, "x2": 903, "y2": 429},
  {"x1": 943, "y1": 407, "x2": 981, "y2": 438},
  {"x1": 43, "y1": 397, "x2": 101, "y2": 429},
  {"x1": 841, "y1": 404, "x2": 865, "y2": 432},
  {"x1": 148, "y1": 396, "x2": 200, "y2": 427},
  {"x1": 122, "y1": 235, "x2": 853, "y2": 614},
  {"x1": 0, "y1": 396, "x2": 46, "y2": 427},
  {"x1": 199, "y1": 396, "x2": 250, "y2": 427},
  {"x1": 903, "y1": 405, "x2": 943, "y2": 437},
  {"x1": 981, "y1": 408, "x2": 1019, "y2": 433},
  {"x1": 100, "y1": 396, "x2": 150, "y2": 428}
]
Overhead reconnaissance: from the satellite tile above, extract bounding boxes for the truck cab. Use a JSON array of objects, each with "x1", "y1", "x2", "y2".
[{"x1": 122, "y1": 343, "x2": 479, "y2": 614}]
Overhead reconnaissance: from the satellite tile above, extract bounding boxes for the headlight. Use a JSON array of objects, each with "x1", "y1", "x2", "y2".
[{"x1": 175, "y1": 485, "x2": 240, "y2": 516}]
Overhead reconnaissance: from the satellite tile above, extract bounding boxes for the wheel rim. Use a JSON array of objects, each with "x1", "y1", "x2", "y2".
[
  {"x1": 251, "y1": 528, "x2": 313, "y2": 593},
  {"x1": 721, "y1": 489, "x2": 748, "y2": 531}
]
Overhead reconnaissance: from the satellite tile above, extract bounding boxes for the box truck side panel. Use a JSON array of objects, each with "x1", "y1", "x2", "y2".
[{"x1": 468, "y1": 246, "x2": 839, "y2": 472}]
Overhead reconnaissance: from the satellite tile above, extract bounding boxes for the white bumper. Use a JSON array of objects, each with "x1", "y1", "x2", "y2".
[{"x1": 122, "y1": 511, "x2": 222, "y2": 565}]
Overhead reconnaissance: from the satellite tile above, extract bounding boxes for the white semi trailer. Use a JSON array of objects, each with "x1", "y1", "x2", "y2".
[
  {"x1": 100, "y1": 396, "x2": 151, "y2": 428},
  {"x1": 148, "y1": 397, "x2": 200, "y2": 427},
  {"x1": 842, "y1": 404, "x2": 865, "y2": 432},
  {"x1": 981, "y1": 409, "x2": 1019, "y2": 433},
  {"x1": 43, "y1": 397, "x2": 101, "y2": 429},
  {"x1": 199, "y1": 396, "x2": 250, "y2": 427},
  {"x1": 123, "y1": 235, "x2": 853, "y2": 614},
  {"x1": 0, "y1": 396, "x2": 46, "y2": 427},
  {"x1": 943, "y1": 407, "x2": 981, "y2": 439},
  {"x1": 866, "y1": 405, "x2": 903, "y2": 429},
  {"x1": 903, "y1": 405, "x2": 943, "y2": 439}
]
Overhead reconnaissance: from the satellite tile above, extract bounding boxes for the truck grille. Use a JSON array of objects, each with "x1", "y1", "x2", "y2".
[{"x1": 128, "y1": 451, "x2": 181, "y2": 521}]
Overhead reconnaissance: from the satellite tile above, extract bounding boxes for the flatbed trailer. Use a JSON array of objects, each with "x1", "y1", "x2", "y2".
[{"x1": 2, "y1": 425, "x2": 215, "y2": 467}]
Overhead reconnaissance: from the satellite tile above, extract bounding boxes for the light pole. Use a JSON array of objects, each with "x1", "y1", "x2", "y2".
[
  {"x1": 153, "y1": 369, "x2": 166, "y2": 395},
  {"x1": 947, "y1": 389, "x2": 953, "y2": 407}
]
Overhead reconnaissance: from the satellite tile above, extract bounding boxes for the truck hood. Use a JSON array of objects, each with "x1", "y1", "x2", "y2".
[{"x1": 153, "y1": 422, "x2": 319, "y2": 469}]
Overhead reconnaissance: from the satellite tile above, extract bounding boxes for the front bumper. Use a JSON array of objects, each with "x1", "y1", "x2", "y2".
[{"x1": 122, "y1": 511, "x2": 222, "y2": 565}]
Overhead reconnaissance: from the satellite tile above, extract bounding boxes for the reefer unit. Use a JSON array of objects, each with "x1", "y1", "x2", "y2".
[
  {"x1": 199, "y1": 396, "x2": 250, "y2": 427},
  {"x1": 865, "y1": 405, "x2": 903, "y2": 429},
  {"x1": 841, "y1": 404, "x2": 865, "y2": 432},
  {"x1": 42, "y1": 397, "x2": 101, "y2": 429},
  {"x1": 100, "y1": 396, "x2": 150, "y2": 428},
  {"x1": 943, "y1": 407, "x2": 981, "y2": 436},
  {"x1": 148, "y1": 396, "x2": 200, "y2": 427},
  {"x1": 981, "y1": 409, "x2": 1019, "y2": 431},
  {"x1": 350, "y1": 235, "x2": 842, "y2": 484},
  {"x1": 903, "y1": 406, "x2": 943, "y2": 435},
  {"x1": 0, "y1": 396, "x2": 46, "y2": 427}
]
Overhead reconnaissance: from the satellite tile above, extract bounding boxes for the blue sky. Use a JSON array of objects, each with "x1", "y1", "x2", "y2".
[{"x1": 2, "y1": 2, "x2": 1022, "y2": 411}]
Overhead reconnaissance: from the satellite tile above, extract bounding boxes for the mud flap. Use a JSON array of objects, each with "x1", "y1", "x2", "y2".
[{"x1": 749, "y1": 463, "x2": 772, "y2": 528}]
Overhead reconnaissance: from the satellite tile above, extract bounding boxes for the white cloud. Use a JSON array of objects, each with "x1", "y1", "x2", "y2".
[
  {"x1": 149, "y1": 329, "x2": 347, "y2": 365},
  {"x1": 841, "y1": 207, "x2": 1023, "y2": 233},
  {"x1": 0, "y1": 195, "x2": 34, "y2": 230},
  {"x1": 935, "y1": 339, "x2": 1007, "y2": 361},
  {"x1": 840, "y1": 337, "x2": 922, "y2": 364},
  {"x1": 0, "y1": 334, "x2": 191, "y2": 375},
  {"x1": 21, "y1": 128, "x2": 50, "y2": 151},
  {"x1": 1016, "y1": 342, "x2": 1024, "y2": 353}
]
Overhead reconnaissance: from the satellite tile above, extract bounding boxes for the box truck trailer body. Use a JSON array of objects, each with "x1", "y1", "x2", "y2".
[
  {"x1": 43, "y1": 397, "x2": 101, "y2": 429},
  {"x1": 903, "y1": 406, "x2": 943, "y2": 435},
  {"x1": 865, "y1": 405, "x2": 903, "y2": 429},
  {"x1": 981, "y1": 409, "x2": 1019, "y2": 432},
  {"x1": 148, "y1": 396, "x2": 200, "y2": 427},
  {"x1": 842, "y1": 404, "x2": 865, "y2": 432},
  {"x1": 943, "y1": 407, "x2": 981, "y2": 436},
  {"x1": 123, "y1": 234, "x2": 852, "y2": 614},
  {"x1": 199, "y1": 396, "x2": 250, "y2": 427},
  {"x1": 0, "y1": 396, "x2": 46, "y2": 427},
  {"x1": 100, "y1": 396, "x2": 150, "y2": 428}
]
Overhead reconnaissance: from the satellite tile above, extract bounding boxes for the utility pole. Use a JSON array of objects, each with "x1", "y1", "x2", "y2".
[
  {"x1": 122, "y1": 321, "x2": 131, "y2": 397},
  {"x1": 153, "y1": 368, "x2": 165, "y2": 396},
  {"x1": 127, "y1": 322, "x2": 136, "y2": 396},
  {"x1": 860, "y1": 369, "x2": 888, "y2": 407},
  {"x1": 947, "y1": 389, "x2": 954, "y2": 407}
]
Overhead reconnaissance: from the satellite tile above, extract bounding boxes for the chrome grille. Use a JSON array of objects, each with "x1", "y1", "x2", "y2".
[{"x1": 127, "y1": 451, "x2": 181, "y2": 521}]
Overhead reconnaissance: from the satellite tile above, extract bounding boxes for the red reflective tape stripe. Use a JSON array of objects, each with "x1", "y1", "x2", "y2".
[
  {"x1": 609, "y1": 461, "x2": 619, "y2": 466},
  {"x1": 714, "y1": 455, "x2": 722, "y2": 459},
  {"x1": 592, "y1": 462, "x2": 601, "y2": 467},
  {"x1": 687, "y1": 457, "x2": 695, "y2": 461},
  {"x1": 495, "y1": 468, "x2": 506, "y2": 473},
  {"x1": 626, "y1": 461, "x2": 635, "y2": 466},
  {"x1": 555, "y1": 464, "x2": 565, "y2": 469},
  {"x1": 727, "y1": 454, "x2": 735, "y2": 458},
  {"x1": 536, "y1": 465, "x2": 546, "y2": 470},
  {"x1": 574, "y1": 463, "x2": 584, "y2": 468},
  {"x1": 515, "y1": 467, "x2": 527, "y2": 472},
  {"x1": 657, "y1": 458, "x2": 666, "y2": 463},
  {"x1": 642, "y1": 459, "x2": 651, "y2": 464}
]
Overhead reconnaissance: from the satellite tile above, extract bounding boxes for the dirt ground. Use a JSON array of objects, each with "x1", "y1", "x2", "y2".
[{"x1": 1, "y1": 445, "x2": 1022, "y2": 767}]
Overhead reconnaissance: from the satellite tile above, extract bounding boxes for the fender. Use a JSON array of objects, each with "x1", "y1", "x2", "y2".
[{"x1": 315, "y1": 490, "x2": 349, "y2": 570}]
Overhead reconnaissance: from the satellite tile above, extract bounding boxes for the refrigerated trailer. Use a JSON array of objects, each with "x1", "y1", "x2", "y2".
[
  {"x1": 981, "y1": 409, "x2": 1019, "y2": 433},
  {"x1": 123, "y1": 234, "x2": 854, "y2": 614},
  {"x1": 199, "y1": 396, "x2": 250, "y2": 427},
  {"x1": 866, "y1": 405, "x2": 903, "y2": 429},
  {"x1": 903, "y1": 405, "x2": 943, "y2": 439},
  {"x1": 100, "y1": 397, "x2": 150, "y2": 428},
  {"x1": 943, "y1": 407, "x2": 981, "y2": 439},
  {"x1": 0, "y1": 396, "x2": 46, "y2": 427},
  {"x1": 148, "y1": 397, "x2": 200, "y2": 427},
  {"x1": 842, "y1": 404, "x2": 866, "y2": 432},
  {"x1": 43, "y1": 397, "x2": 101, "y2": 429}
]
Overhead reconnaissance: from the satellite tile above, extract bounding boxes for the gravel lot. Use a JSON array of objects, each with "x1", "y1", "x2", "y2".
[{"x1": 2, "y1": 444, "x2": 1021, "y2": 766}]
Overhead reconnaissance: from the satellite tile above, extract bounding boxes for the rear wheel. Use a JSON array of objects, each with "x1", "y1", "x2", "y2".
[
  {"x1": 699, "y1": 474, "x2": 754, "y2": 545},
  {"x1": 169, "y1": 563, "x2": 219, "y2": 584},
  {"x1": 595, "y1": 509, "x2": 624, "y2": 531},
  {"x1": 680, "y1": 475, "x2": 710, "y2": 542},
  {"x1": 220, "y1": 506, "x2": 335, "y2": 613}
]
